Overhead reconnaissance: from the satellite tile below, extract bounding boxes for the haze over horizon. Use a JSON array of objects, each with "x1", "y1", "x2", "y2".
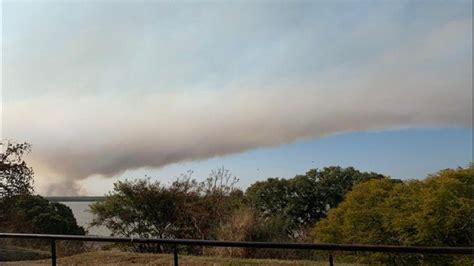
[{"x1": 1, "y1": 1, "x2": 472, "y2": 195}]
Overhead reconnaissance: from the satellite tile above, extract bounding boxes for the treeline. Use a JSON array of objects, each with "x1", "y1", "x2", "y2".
[
  {"x1": 46, "y1": 196, "x2": 106, "y2": 202},
  {"x1": 90, "y1": 165, "x2": 473, "y2": 264},
  {"x1": 90, "y1": 167, "x2": 382, "y2": 243},
  {"x1": 1, "y1": 141, "x2": 472, "y2": 264}
]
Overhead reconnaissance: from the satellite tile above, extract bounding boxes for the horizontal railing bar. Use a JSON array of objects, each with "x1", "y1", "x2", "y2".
[{"x1": 0, "y1": 233, "x2": 472, "y2": 255}]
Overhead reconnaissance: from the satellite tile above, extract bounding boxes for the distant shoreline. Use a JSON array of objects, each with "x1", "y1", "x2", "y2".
[{"x1": 45, "y1": 196, "x2": 106, "y2": 202}]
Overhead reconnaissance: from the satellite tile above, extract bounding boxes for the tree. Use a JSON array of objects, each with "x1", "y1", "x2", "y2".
[
  {"x1": 1, "y1": 141, "x2": 34, "y2": 232},
  {"x1": 313, "y1": 178, "x2": 396, "y2": 245},
  {"x1": 185, "y1": 167, "x2": 242, "y2": 239},
  {"x1": 90, "y1": 179, "x2": 178, "y2": 240},
  {"x1": 90, "y1": 168, "x2": 244, "y2": 253},
  {"x1": 7, "y1": 195, "x2": 85, "y2": 235},
  {"x1": 313, "y1": 167, "x2": 473, "y2": 264},
  {"x1": 246, "y1": 166, "x2": 385, "y2": 238},
  {"x1": 392, "y1": 167, "x2": 473, "y2": 247},
  {"x1": 1, "y1": 141, "x2": 84, "y2": 237},
  {"x1": 306, "y1": 166, "x2": 385, "y2": 210},
  {"x1": 0, "y1": 141, "x2": 34, "y2": 198}
]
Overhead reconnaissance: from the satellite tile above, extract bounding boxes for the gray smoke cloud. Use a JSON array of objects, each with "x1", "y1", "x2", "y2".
[{"x1": 1, "y1": 2, "x2": 472, "y2": 194}]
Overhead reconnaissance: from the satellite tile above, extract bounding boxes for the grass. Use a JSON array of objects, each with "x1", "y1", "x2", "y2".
[
  {"x1": 1, "y1": 250, "x2": 359, "y2": 265},
  {"x1": 0, "y1": 245, "x2": 50, "y2": 262}
]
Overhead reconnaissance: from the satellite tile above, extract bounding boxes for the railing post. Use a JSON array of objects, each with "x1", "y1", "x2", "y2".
[
  {"x1": 328, "y1": 253, "x2": 334, "y2": 266},
  {"x1": 51, "y1": 239, "x2": 57, "y2": 266},
  {"x1": 173, "y1": 246, "x2": 179, "y2": 266}
]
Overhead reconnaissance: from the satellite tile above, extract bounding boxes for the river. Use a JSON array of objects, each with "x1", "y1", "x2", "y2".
[{"x1": 61, "y1": 201, "x2": 111, "y2": 236}]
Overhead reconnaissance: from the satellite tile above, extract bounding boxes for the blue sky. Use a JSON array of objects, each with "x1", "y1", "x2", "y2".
[{"x1": 1, "y1": 1, "x2": 472, "y2": 195}]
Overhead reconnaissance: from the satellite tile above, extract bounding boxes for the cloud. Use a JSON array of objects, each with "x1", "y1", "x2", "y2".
[{"x1": 1, "y1": 3, "x2": 471, "y2": 195}]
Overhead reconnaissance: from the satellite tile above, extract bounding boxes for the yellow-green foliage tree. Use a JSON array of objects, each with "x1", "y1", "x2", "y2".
[{"x1": 313, "y1": 167, "x2": 473, "y2": 264}]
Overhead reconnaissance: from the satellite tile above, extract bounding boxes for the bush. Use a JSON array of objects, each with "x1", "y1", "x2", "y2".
[
  {"x1": 0, "y1": 194, "x2": 86, "y2": 259},
  {"x1": 90, "y1": 168, "x2": 244, "y2": 253},
  {"x1": 313, "y1": 167, "x2": 473, "y2": 264},
  {"x1": 1, "y1": 194, "x2": 85, "y2": 235},
  {"x1": 208, "y1": 207, "x2": 318, "y2": 260},
  {"x1": 207, "y1": 207, "x2": 255, "y2": 257}
]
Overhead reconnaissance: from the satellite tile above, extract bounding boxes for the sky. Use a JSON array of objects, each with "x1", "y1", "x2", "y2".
[{"x1": 1, "y1": 1, "x2": 472, "y2": 195}]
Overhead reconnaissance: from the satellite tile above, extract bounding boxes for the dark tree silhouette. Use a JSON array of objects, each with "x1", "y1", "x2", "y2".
[{"x1": 0, "y1": 141, "x2": 34, "y2": 198}]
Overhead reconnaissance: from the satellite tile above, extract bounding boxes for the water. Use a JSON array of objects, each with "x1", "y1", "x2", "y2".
[{"x1": 61, "y1": 201, "x2": 111, "y2": 236}]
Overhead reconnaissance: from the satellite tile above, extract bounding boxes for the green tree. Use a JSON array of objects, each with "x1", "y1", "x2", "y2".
[
  {"x1": 1, "y1": 141, "x2": 84, "y2": 237},
  {"x1": 307, "y1": 166, "x2": 385, "y2": 210},
  {"x1": 90, "y1": 168, "x2": 243, "y2": 252},
  {"x1": 8, "y1": 195, "x2": 85, "y2": 235},
  {"x1": 90, "y1": 178, "x2": 177, "y2": 240},
  {"x1": 246, "y1": 166, "x2": 384, "y2": 238}
]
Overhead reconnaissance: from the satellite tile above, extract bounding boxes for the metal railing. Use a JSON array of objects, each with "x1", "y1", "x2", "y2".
[{"x1": 1, "y1": 233, "x2": 472, "y2": 265}]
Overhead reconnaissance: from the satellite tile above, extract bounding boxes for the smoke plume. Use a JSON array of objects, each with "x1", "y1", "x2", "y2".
[{"x1": 1, "y1": 3, "x2": 471, "y2": 194}]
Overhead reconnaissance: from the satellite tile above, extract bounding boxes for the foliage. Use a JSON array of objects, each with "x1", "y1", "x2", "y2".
[
  {"x1": 313, "y1": 167, "x2": 473, "y2": 264},
  {"x1": 90, "y1": 178, "x2": 177, "y2": 240},
  {"x1": 246, "y1": 166, "x2": 384, "y2": 237},
  {"x1": 209, "y1": 207, "x2": 255, "y2": 257},
  {"x1": 208, "y1": 207, "x2": 312, "y2": 259},
  {"x1": 0, "y1": 141, "x2": 34, "y2": 198},
  {"x1": 90, "y1": 168, "x2": 243, "y2": 252},
  {"x1": 0, "y1": 141, "x2": 84, "y2": 237},
  {"x1": 15, "y1": 195, "x2": 85, "y2": 235},
  {"x1": 1, "y1": 194, "x2": 85, "y2": 235}
]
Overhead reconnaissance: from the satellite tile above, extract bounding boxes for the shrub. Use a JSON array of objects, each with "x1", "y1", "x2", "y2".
[
  {"x1": 313, "y1": 167, "x2": 473, "y2": 264},
  {"x1": 90, "y1": 168, "x2": 244, "y2": 253}
]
